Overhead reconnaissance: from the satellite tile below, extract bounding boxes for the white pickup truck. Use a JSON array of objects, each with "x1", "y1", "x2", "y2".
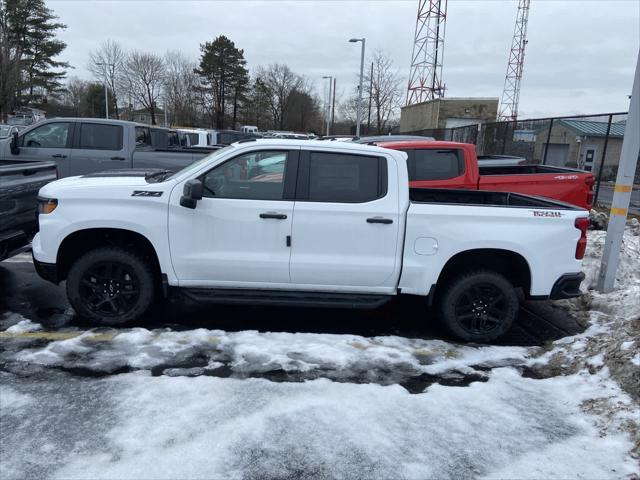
[{"x1": 32, "y1": 139, "x2": 588, "y2": 342}]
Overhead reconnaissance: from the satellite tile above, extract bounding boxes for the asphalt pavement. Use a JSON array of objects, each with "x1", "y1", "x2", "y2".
[
  {"x1": 595, "y1": 183, "x2": 640, "y2": 215},
  {"x1": 0, "y1": 254, "x2": 582, "y2": 347}
]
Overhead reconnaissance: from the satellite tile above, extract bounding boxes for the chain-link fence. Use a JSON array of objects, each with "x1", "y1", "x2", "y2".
[{"x1": 405, "y1": 112, "x2": 637, "y2": 209}]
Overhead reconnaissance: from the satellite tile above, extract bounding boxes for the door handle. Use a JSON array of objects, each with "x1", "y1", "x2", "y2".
[
  {"x1": 367, "y1": 217, "x2": 393, "y2": 224},
  {"x1": 51, "y1": 154, "x2": 67, "y2": 159},
  {"x1": 259, "y1": 212, "x2": 287, "y2": 220},
  {"x1": 110, "y1": 156, "x2": 126, "y2": 161}
]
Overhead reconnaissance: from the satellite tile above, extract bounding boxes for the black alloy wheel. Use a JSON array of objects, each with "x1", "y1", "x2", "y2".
[
  {"x1": 79, "y1": 261, "x2": 140, "y2": 317},
  {"x1": 438, "y1": 270, "x2": 519, "y2": 343},
  {"x1": 66, "y1": 247, "x2": 155, "y2": 324}
]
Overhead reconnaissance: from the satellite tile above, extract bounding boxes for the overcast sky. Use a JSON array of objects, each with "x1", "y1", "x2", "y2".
[{"x1": 49, "y1": 0, "x2": 639, "y2": 118}]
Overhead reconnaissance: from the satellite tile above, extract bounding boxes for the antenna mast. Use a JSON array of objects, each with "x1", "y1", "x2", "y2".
[
  {"x1": 406, "y1": 0, "x2": 447, "y2": 105},
  {"x1": 498, "y1": 0, "x2": 531, "y2": 121}
]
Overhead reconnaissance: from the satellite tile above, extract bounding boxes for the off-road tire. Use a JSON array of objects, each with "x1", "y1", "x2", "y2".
[
  {"x1": 437, "y1": 270, "x2": 519, "y2": 343},
  {"x1": 66, "y1": 247, "x2": 155, "y2": 325}
]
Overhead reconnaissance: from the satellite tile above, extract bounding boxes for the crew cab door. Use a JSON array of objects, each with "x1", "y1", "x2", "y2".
[
  {"x1": 17, "y1": 122, "x2": 72, "y2": 176},
  {"x1": 168, "y1": 148, "x2": 299, "y2": 286},
  {"x1": 289, "y1": 150, "x2": 401, "y2": 291},
  {"x1": 68, "y1": 122, "x2": 129, "y2": 175}
]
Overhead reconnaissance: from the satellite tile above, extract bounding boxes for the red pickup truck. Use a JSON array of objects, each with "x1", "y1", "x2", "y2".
[{"x1": 378, "y1": 140, "x2": 594, "y2": 210}]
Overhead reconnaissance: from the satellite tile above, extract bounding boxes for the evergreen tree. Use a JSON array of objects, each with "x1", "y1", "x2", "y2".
[
  {"x1": 195, "y1": 35, "x2": 248, "y2": 129},
  {"x1": 0, "y1": 0, "x2": 68, "y2": 119}
]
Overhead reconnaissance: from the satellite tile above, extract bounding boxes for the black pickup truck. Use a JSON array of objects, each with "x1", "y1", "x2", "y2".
[{"x1": 0, "y1": 160, "x2": 57, "y2": 261}]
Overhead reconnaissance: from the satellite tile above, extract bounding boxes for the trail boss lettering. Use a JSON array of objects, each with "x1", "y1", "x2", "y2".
[{"x1": 532, "y1": 210, "x2": 563, "y2": 217}]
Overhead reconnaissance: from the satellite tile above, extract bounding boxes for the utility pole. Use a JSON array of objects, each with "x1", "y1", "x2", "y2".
[
  {"x1": 331, "y1": 77, "x2": 336, "y2": 133},
  {"x1": 367, "y1": 62, "x2": 373, "y2": 135},
  {"x1": 597, "y1": 52, "x2": 640, "y2": 293},
  {"x1": 322, "y1": 75, "x2": 332, "y2": 136},
  {"x1": 96, "y1": 62, "x2": 112, "y2": 119}
]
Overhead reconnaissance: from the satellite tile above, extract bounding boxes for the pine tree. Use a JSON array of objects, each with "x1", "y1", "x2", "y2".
[
  {"x1": 0, "y1": 0, "x2": 68, "y2": 120},
  {"x1": 195, "y1": 35, "x2": 248, "y2": 129}
]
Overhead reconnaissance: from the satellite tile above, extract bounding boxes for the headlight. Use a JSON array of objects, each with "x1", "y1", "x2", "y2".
[{"x1": 37, "y1": 196, "x2": 58, "y2": 214}]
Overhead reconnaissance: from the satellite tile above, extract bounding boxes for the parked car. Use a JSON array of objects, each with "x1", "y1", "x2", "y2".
[
  {"x1": 33, "y1": 139, "x2": 587, "y2": 342},
  {"x1": 208, "y1": 130, "x2": 262, "y2": 145},
  {"x1": 177, "y1": 128, "x2": 209, "y2": 148},
  {"x1": 0, "y1": 118, "x2": 218, "y2": 178},
  {"x1": 0, "y1": 125, "x2": 23, "y2": 138},
  {"x1": 1, "y1": 160, "x2": 57, "y2": 261},
  {"x1": 240, "y1": 125, "x2": 259, "y2": 134},
  {"x1": 379, "y1": 140, "x2": 595, "y2": 210}
]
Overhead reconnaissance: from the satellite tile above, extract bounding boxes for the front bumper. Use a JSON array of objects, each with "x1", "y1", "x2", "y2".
[
  {"x1": 550, "y1": 272, "x2": 585, "y2": 300},
  {"x1": 33, "y1": 254, "x2": 59, "y2": 284}
]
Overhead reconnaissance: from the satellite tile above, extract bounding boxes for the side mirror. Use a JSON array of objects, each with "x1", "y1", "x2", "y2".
[
  {"x1": 180, "y1": 179, "x2": 204, "y2": 209},
  {"x1": 10, "y1": 131, "x2": 19, "y2": 155}
]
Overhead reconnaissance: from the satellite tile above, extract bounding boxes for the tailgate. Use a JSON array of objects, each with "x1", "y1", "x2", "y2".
[
  {"x1": 478, "y1": 166, "x2": 594, "y2": 210},
  {"x1": 0, "y1": 161, "x2": 57, "y2": 235}
]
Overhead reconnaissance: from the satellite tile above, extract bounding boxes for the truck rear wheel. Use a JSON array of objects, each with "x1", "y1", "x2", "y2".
[
  {"x1": 66, "y1": 247, "x2": 155, "y2": 325},
  {"x1": 437, "y1": 270, "x2": 519, "y2": 343}
]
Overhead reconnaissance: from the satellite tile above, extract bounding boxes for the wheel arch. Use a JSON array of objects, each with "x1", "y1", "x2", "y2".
[
  {"x1": 431, "y1": 248, "x2": 532, "y2": 303},
  {"x1": 56, "y1": 228, "x2": 162, "y2": 283}
]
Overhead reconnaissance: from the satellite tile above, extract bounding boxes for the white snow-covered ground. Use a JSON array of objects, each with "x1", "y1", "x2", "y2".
[{"x1": 1, "y1": 226, "x2": 639, "y2": 479}]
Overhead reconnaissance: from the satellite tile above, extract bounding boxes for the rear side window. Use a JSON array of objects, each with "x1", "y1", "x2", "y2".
[
  {"x1": 409, "y1": 149, "x2": 464, "y2": 181},
  {"x1": 79, "y1": 123, "x2": 123, "y2": 150},
  {"x1": 135, "y1": 127, "x2": 152, "y2": 148},
  {"x1": 306, "y1": 152, "x2": 386, "y2": 203}
]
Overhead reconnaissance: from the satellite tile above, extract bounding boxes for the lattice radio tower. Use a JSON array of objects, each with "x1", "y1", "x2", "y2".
[
  {"x1": 498, "y1": 0, "x2": 531, "y2": 121},
  {"x1": 406, "y1": 0, "x2": 447, "y2": 105}
]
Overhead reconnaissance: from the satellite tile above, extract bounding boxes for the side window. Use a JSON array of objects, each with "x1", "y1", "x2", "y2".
[
  {"x1": 135, "y1": 127, "x2": 151, "y2": 148},
  {"x1": 411, "y1": 149, "x2": 464, "y2": 181},
  {"x1": 78, "y1": 123, "x2": 123, "y2": 150},
  {"x1": 307, "y1": 152, "x2": 386, "y2": 203},
  {"x1": 202, "y1": 150, "x2": 288, "y2": 200},
  {"x1": 21, "y1": 122, "x2": 70, "y2": 148}
]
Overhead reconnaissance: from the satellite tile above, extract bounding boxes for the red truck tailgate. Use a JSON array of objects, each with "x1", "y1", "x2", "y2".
[{"x1": 478, "y1": 166, "x2": 594, "y2": 210}]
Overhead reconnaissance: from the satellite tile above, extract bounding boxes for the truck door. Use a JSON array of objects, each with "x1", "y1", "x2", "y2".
[
  {"x1": 68, "y1": 122, "x2": 129, "y2": 175},
  {"x1": 17, "y1": 122, "x2": 72, "y2": 176},
  {"x1": 289, "y1": 150, "x2": 401, "y2": 291},
  {"x1": 168, "y1": 149, "x2": 299, "y2": 286}
]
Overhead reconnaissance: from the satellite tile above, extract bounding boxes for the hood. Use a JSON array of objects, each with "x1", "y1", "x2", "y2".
[{"x1": 38, "y1": 169, "x2": 175, "y2": 198}]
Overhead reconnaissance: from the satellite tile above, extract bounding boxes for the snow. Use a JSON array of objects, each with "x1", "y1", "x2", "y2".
[
  {"x1": 6, "y1": 319, "x2": 42, "y2": 334},
  {"x1": 1, "y1": 226, "x2": 639, "y2": 478},
  {"x1": 1, "y1": 368, "x2": 633, "y2": 480},
  {"x1": 13, "y1": 326, "x2": 528, "y2": 380}
]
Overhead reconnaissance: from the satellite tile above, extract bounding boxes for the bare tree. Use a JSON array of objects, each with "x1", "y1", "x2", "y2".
[
  {"x1": 340, "y1": 50, "x2": 402, "y2": 134},
  {"x1": 164, "y1": 51, "x2": 198, "y2": 126},
  {"x1": 368, "y1": 50, "x2": 402, "y2": 134},
  {"x1": 122, "y1": 50, "x2": 165, "y2": 125},
  {"x1": 63, "y1": 76, "x2": 87, "y2": 116},
  {"x1": 257, "y1": 63, "x2": 303, "y2": 130},
  {"x1": 88, "y1": 39, "x2": 125, "y2": 118}
]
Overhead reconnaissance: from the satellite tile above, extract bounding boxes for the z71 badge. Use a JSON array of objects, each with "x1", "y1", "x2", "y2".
[
  {"x1": 131, "y1": 190, "x2": 163, "y2": 197},
  {"x1": 532, "y1": 210, "x2": 563, "y2": 218}
]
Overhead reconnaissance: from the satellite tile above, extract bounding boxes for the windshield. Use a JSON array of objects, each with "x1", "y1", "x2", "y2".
[
  {"x1": 0, "y1": 126, "x2": 11, "y2": 137},
  {"x1": 165, "y1": 145, "x2": 235, "y2": 181}
]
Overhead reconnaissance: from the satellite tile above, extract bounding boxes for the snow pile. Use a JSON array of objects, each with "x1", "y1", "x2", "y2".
[
  {"x1": 9, "y1": 326, "x2": 527, "y2": 388},
  {"x1": 529, "y1": 225, "x2": 640, "y2": 460}
]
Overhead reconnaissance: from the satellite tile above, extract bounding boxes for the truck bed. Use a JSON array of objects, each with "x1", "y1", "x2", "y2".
[
  {"x1": 409, "y1": 188, "x2": 581, "y2": 210},
  {"x1": 478, "y1": 165, "x2": 587, "y2": 176}
]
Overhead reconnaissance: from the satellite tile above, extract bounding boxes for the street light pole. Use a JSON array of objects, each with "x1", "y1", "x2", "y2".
[
  {"x1": 96, "y1": 62, "x2": 112, "y2": 119},
  {"x1": 349, "y1": 37, "x2": 366, "y2": 137},
  {"x1": 322, "y1": 75, "x2": 332, "y2": 136}
]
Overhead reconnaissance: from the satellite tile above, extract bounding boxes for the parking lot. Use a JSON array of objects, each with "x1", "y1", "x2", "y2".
[{"x1": 2, "y1": 230, "x2": 639, "y2": 479}]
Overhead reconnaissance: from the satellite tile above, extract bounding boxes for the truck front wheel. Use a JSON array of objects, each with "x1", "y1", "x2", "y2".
[
  {"x1": 66, "y1": 247, "x2": 155, "y2": 325},
  {"x1": 437, "y1": 270, "x2": 519, "y2": 343}
]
